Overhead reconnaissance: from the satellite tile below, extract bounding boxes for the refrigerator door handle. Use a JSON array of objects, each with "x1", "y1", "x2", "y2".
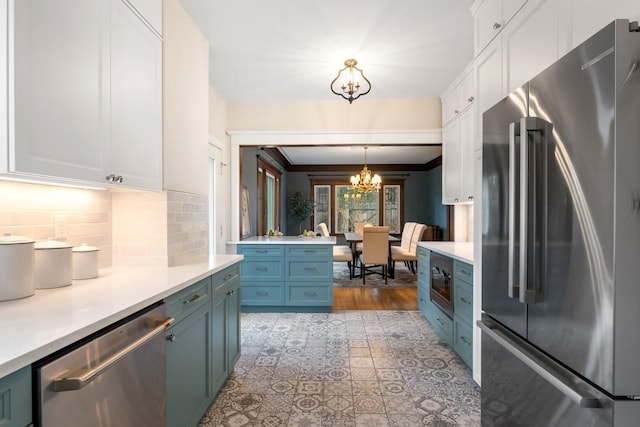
[
  {"x1": 508, "y1": 121, "x2": 521, "y2": 299},
  {"x1": 519, "y1": 117, "x2": 550, "y2": 304},
  {"x1": 478, "y1": 320, "x2": 601, "y2": 408}
]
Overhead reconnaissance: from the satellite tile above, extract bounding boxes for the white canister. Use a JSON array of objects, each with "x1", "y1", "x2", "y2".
[
  {"x1": 0, "y1": 233, "x2": 35, "y2": 301},
  {"x1": 34, "y1": 238, "x2": 73, "y2": 289},
  {"x1": 72, "y1": 243, "x2": 99, "y2": 279}
]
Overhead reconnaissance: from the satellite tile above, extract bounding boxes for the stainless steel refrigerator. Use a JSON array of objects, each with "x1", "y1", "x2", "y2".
[{"x1": 479, "y1": 19, "x2": 640, "y2": 426}]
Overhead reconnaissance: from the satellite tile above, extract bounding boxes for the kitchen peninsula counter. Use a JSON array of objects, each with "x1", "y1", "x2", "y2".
[
  {"x1": 417, "y1": 241, "x2": 474, "y2": 264},
  {"x1": 230, "y1": 235, "x2": 337, "y2": 245},
  {"x1": 0, "y1": 255, "x2": 243, "y2": 378}
]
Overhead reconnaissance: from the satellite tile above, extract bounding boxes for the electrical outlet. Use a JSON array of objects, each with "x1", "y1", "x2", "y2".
[{"x1": 54, "y1": 215, "x2": 68, "y2": 238}]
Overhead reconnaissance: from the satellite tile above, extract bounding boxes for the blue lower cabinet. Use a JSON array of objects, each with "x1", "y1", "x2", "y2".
[
  {"x1": 430, "y1": 302, "x2": 453, "y2": 346},
  {"x1": 453, "y1": 316, "x2": 473, "y2": 367},
  {"x1": 166, "y1": 303, "x2": 212, "y2": 427},
  {"x1": 0, "y1": 366, "x2": 32, "y2": 427},
  {"x1": 238, "y1": 243, "x2": 333, "y2": 311},
  {"x1": 166, "y1": 262, "x2": 242, "y2": 427}
]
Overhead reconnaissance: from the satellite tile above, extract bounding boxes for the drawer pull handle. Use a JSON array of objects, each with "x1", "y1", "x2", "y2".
[
  {"x1": 460, "y1": 297, "x2": 471, "y2": 305},
  {"x1": 166, "y1": 333, "x2": 176, "y2": 342},
  {"x1": 493, "y1": 22, "x2": 501, "y2": 30},
  {"x1": 304, "y1": 291, "x2": 318, "y2": 297},
  {"x1": 303, "y1": 249, "x2": 317, "y2": 253},
  {"x1": 184, "y1": 293, "x2": 205, "y2": 305},
  {"x1": 256, "y1": 291, "x2": 268, "y2": 296},
  {"x1": 304, "y1": 267, "x2": 317, "y2": 272},
  {"x1": 436, "y1": 318, "x2": 445, "y2": 327},
  {"x1": 225, "y1": 289, "x2": 235, "y2": 296},
  {"x1": 256, "y1": 266, "x2": 268, "y2": 272},
  {"x1": 256, "y1": 249, "x2": 268, "y2": 253},
  {"x1": 460, "y1": 336, "x2": 472, "y2": 346},
  {"x1": 224, "y1": 273, "x2": 236, "y2": 281}
]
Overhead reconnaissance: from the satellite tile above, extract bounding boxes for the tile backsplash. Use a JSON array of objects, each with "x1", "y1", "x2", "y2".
[
  {"x1": 1, "y1": 181, "x2": 209, "y2": 269},
  {"x1": 0, "y1": 180, "x2": 113, "y2": 268}
]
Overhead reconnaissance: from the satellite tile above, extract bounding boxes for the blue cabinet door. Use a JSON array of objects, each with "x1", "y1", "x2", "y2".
[
  {"x1": 211, "y1": 291, "x2": 227, "y2": 396},
  {"x1": 0, "y1": 366, "x2": 32, "y2": 427},
  {"x1": 226, "y1": 278, "x2": 241, "y2": 370},
  {"x1": 166, "y1": 303, "x2": 212, "y2": 427}
]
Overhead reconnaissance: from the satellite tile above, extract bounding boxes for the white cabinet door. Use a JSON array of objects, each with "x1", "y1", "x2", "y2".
[
  {"x1": 474, "y1": 0, "x2": 503, "y2": 56},
  {"x1": 503, "y1": 0, "x2": 561, "y2": 93},
  {"x1": 442, "y1": 120, "x2": 461, "y2": 204},
  {"x1": 474, "y1": 36, "x2": 504, "y2": 151},
  {"x1": 110, "y1": 0, "x2": 162, "y2": 191},
  {"x1": 559, "y1": 0, "x2": 640, "y2": 55},
  {"x1": 0, "y1": 0, "x2": 7, "y2": 173},
  {"x1": 10, "y1": 0, "x2": 108, "y2": 183},
  {"x1": 460, "y1": 107, "x2": 475, "y2": 201},
  {"x1": 123, "y1": 0, "x2": 162, "y2": 35}
]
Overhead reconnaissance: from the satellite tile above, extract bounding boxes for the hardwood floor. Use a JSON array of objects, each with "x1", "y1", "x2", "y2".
[{"x1": 332, "y1": 287, "x2": 418, "y2": 311}]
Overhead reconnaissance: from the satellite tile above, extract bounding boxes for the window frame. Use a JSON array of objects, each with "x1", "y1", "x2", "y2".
[{"x1": 257, "y1": 158, "x2": 282, "y2": 236}]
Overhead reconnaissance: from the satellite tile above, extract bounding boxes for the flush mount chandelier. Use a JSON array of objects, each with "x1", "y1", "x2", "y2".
[
  {"x1": 350, "y1": 147, "x2": 381, "y2": 193},
  {"x1": 330, "y1": 59, "x2": 371, "y2": 104}
]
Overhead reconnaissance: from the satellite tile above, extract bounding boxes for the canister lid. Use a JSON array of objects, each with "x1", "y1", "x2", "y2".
[
  {"x1": 72, "y1": 243, "x2": 99, "y2": 253},
  {"x1": 0, "y1": 232, "x2": 34, "y2": 245},
  {"x1": 35, "y1": 237, "x2": 72, "y2": 250}
]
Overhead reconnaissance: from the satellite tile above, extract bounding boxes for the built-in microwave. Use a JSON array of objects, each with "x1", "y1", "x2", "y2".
[{"x1": 430, "y1": 252, "x2": 454, "y2": 318}]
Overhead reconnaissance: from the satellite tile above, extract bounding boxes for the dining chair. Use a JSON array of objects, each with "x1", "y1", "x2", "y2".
[
  {"x1": 317, "y1": 222, "x2": 354, "y2": 279},
  {"x1": 390, "y1": 223, "x2": 426, "y2": 275},
  {"x1": 359, "y1": 226, "x2": 390, "y2": 284}
]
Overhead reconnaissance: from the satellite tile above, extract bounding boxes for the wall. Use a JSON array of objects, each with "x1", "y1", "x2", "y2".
[
  {"x1": 0, "y1": 181, "x2": 112, "y2": 268},
  {"x1": 421, "y1": 165, "x2": 449, "y2": 238},
  {"x1": 111, "y1": 189, "x2": 208, "y2": 267},
  {"x1": 162, "y1": 0, "x2": 209, "y2": 196},
  {"x1": 228, "y1": 98, "x2": 442, "y2": 130}
]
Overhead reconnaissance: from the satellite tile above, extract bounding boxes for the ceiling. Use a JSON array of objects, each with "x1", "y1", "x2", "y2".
[{"x1": 178, "y1": 0, "x2": 475, "y2": 166}]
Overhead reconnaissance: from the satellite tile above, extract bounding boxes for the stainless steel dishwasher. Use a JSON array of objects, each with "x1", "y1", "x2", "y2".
[{"x1": 34, "y1": 303, "x2": 174, "y2": 427}]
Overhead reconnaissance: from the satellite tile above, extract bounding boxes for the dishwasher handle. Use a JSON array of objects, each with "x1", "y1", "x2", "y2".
[{"x1": 52, "y1": 316, "x2": 175, "y2": 392}]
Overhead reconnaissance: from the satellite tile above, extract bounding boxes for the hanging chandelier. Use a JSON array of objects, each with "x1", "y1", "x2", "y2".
[
  {"x1": 350, "y1": 147, "x2": 381, "y2": 193},
  {"x1": 330, "y1": 59, "x2": 371, "y2": 104}
]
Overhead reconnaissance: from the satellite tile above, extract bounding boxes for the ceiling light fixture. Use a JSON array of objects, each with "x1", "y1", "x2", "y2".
[
  {"x1": 350, "y1": 147, "x2": 381, "y2": 193},
  {"x1": 330, "y1": 59, "x2": 371, "y2": 104}
]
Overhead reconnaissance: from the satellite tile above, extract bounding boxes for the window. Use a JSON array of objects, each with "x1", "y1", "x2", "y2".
[
  {"x1": 257, "y1": 159, "x2": 281, "y2": 236},
  {"x1": 311, "y1": 180, "x2": 403, "y2": 234},
  {"x1": 313, "y1": 185, "x2": 331, "y2": 231}
]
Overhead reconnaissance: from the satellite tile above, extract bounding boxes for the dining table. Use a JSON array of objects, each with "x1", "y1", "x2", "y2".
[{"x1": 343, "y1": 232, "x2": 400, "y2": 279}]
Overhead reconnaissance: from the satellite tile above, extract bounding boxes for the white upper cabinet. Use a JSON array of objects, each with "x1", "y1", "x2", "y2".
[
  {"x1": 503, "y1": 0, "x2": 561, "y2": 93},
  {"x1": 442, "y1": 105, "x2": 475, "y2": 205},
  {"x1": 441, "y1": 65, "x2": 475, "y2": 127},
  {"x1": 473, "y1": 0, "x2": 527, "y2": 56},
  {"x1": 111, "y1": 0, "x2": 162, "y2": 191},
  {"x1": 9, "y1": 0, "x2": 108, "y2": 184},
  {"x1": 558, "y1": 0, "x2": 640, "y2": 55},
  {"x1": 473, "y1": 35, "x2": 503, "y2": 151},
  {"x1": 122, "y1": 0, "x2": 162, "y2": 35},
  {"x1": 0, "y1": 0, "x2": 8, "y2": 175},
  {"x1": 2, "y1": 0, "x2": 163, "y2": 190}
]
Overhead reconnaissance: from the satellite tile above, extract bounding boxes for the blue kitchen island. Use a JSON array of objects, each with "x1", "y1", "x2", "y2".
[{"x1": 234, "y1": 236, "x2": 336, "y2": 312}]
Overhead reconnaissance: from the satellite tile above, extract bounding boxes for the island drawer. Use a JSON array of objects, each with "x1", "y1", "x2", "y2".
[
  {"x1": 285, "y1": 259, "x2": 332, "y2": 281},
  {"x1": 241, "y1": 282, "x2": 284, "y2": 305},
  {"x1": 286, "y1": 283, "x2": 332, "y2": 306},
  {"x1": 453, "y1": 280, "x2": 473, "y2": 325},
  {"x1": 241, "y1": 259, "x2": 284, "y2": 281},
  {"x1": 238, "y1": 245, "x2": 284, "y2": 256},
  {"x1": 453, "y1": 315, "x2": 473, "y2": 367},
  {"x1": 286, "y1": 245, "x2": 331, "y2": 257}
]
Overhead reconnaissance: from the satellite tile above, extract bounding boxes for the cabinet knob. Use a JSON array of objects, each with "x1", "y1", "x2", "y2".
[
  {"x1": 468, "y1": 96, "x2": 475, "y2": 103},
  {"x1": 468, "y1": 195, "x2": 474, "y2": 200},
  {"x1": 226, "y1": 289, "x2": 235, "y2": 296},
  {"x1": 454, "y1": 109, "x2": 459, "y2": 115},
  {"x1": 454, "y1": 198, "x2": 459, "y2": 202},
  {"x1": 493, "y1": 22, "x2": 501, "y2": 30},
  {"x1": 105, "y1": 174, "x2": 124, "y2": 184},
  {"x1": 166, "y1": 333, "x2": 176, "y2": 342}
]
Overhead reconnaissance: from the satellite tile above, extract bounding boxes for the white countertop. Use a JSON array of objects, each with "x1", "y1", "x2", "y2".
[
  {"x1": 0, "y1": 254, "x2": 243, "y2": 378},
  {"x1": 231, "y1": 236, "x2": 337, "y2": 244},
  {"x1": 417, "y1": 241, "x2": 474, "y2": 264}
]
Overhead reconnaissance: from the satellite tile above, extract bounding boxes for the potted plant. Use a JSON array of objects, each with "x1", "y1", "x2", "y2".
[{"x1": 289, "y1": 191, "x2": 314, "y2": 234}]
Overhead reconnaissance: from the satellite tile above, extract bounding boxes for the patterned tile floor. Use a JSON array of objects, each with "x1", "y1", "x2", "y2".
[{"x1": 199, "y1": 311, "x2": 480, "y2": 427}]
